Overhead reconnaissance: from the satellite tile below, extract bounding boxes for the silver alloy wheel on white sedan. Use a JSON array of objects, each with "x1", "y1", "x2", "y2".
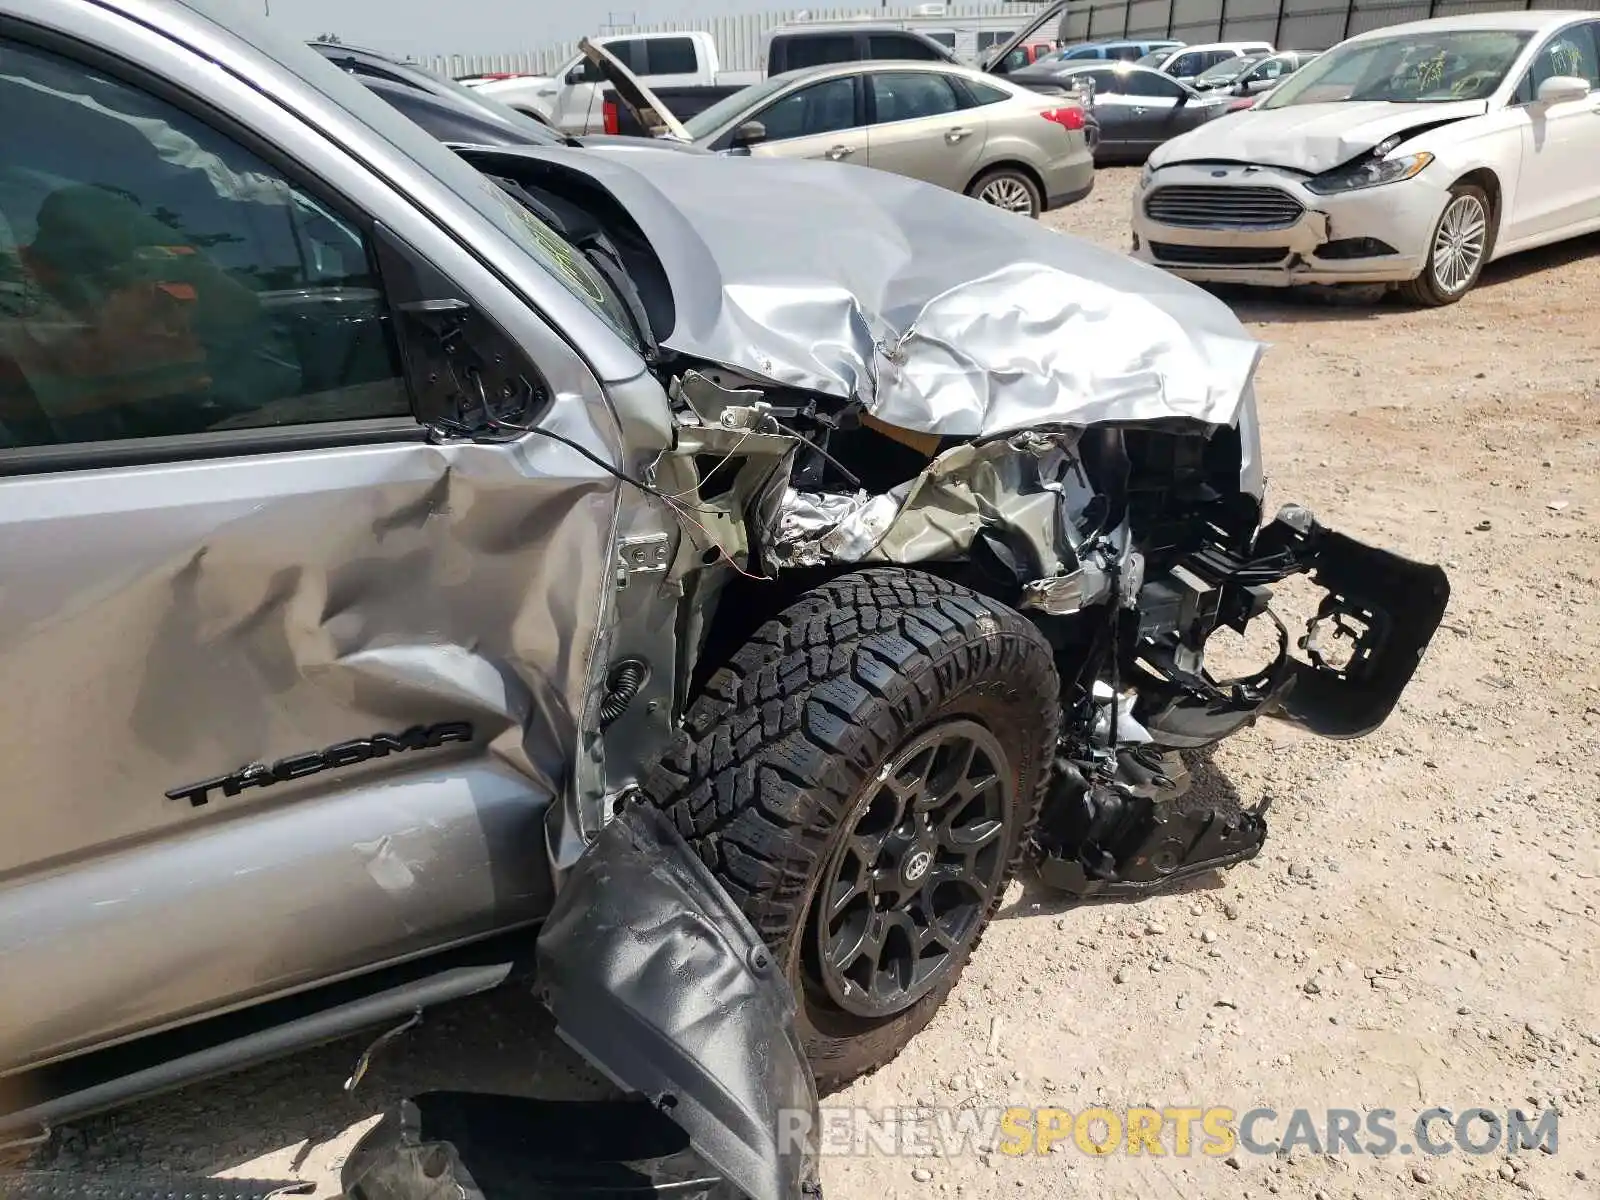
[
  {"x1": 1399, "y1": 182, "x2": 1494, "y2": 308},
  {"x1": 1431, "y1": 192, "x2": 1488, "y2": 296}
]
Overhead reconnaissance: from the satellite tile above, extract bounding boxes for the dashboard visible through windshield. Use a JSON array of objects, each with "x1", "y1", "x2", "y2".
[{"x1": 1262, "y1": 30, "x2": 1531, "y2": 106}]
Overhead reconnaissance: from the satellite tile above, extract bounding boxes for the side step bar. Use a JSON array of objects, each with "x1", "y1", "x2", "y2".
[{"x1": 0, "y1": 934, "x2": 532, "y2": 1137}]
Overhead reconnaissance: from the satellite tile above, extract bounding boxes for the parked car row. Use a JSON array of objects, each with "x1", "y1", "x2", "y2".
[{"x1": 245, "y1": 7, "x2": 1595, "y2": 315}]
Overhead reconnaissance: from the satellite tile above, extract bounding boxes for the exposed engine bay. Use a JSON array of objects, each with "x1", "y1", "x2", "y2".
[
  {"x1": 632, "y1": 360, "x2": 1450, "y2": 901},
  {"x1": 431, "y1": 145, "x2": 1451, "y2": 902}
]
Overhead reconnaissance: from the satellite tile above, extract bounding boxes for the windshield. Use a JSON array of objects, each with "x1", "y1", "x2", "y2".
[
  {"x1": 1196, "y1": 54, "x2": 1265, "y2": 84},
  {"x1": 1135, "y1": 50, "x2": 1168, "y2": 66},
  {"x1": 682, "y1": 75, "x2": 795, "y2": 140},
  {"x1": 1261, "y1": 30, "x2": 1531, "y2": 106}
]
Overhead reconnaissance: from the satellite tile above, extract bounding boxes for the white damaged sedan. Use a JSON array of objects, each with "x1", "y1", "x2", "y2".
[{"x1": 1131, "y1": 12, "x2": 1600, "y2": 304}]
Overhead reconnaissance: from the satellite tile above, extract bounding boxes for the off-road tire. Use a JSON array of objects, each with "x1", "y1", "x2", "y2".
[
  {"x1": 644, "y1": 568, "x2": 1060, "y2": 1092},
  {"x1": 1397, "y1": 182, "x2": 1493, "y2": 307}
]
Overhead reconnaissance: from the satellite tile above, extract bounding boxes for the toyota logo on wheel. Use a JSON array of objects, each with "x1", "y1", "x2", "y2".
[{"x1": 904, "y1": 849, "x2": 933, "y2": 883}]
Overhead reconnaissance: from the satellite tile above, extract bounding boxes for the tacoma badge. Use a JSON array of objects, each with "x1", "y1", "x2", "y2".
[{"x1": 165, "y1": 722, "x2": 474, "y2": 807}]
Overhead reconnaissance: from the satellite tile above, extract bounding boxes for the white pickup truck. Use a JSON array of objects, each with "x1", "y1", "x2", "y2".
[{"x1": 472, "y1": 31, "x2": 756, "y2": 135}]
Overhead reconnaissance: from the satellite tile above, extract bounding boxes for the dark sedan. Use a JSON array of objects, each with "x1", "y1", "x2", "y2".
[{"x1": 1006, "y1": 61, "x2": 1233, "y2": 162}]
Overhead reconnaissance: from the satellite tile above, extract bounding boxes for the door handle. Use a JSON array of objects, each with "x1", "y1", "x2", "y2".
[
  {"x1": 826, "y1": 144, "x2": 855, "y2": 159},
  {"x1": 945, "y1": 126, "x2": 972, "y2": 143}
]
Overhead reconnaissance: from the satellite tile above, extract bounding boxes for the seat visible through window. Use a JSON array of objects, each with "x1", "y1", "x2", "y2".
[
  {"x1": 755, "y1": 76, "x2": 858, "y2": 140},
  {"x1": 1530, "y1": 25, "x2": 1600, "y2": 90},
  {"x1": 870, "y1": 72, "x2": 961, "y2": 122}
]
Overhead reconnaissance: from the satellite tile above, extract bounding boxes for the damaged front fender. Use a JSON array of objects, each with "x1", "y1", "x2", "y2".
[
  {"x1": 340, "y1": 805, "x2": 820, "y2": 1200},
  {"x1": 536, "y1": 805, "x2": 820, "y2": 1200}
]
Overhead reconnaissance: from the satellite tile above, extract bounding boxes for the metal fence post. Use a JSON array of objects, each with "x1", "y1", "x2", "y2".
[
  {"x1": 1218, "y1": 0, "x2": 1230, "y2": 40},
  {"x1": 1342, "y1": 0, "x2": 1356, "y2": 42}
]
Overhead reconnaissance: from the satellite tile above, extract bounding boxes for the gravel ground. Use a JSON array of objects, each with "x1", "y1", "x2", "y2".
[{"x1": 19, "y1": 168, "x2": 1600, "y2": 1199}]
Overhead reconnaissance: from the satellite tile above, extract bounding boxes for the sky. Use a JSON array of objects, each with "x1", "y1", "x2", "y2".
[{"x1": 242, "y1": 0, "x2": 886, "y2": 60}]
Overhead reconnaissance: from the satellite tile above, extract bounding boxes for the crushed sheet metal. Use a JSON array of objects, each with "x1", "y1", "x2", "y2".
[
  {"x1": 776, "y1": 488, "x2": 896, "y2": 567},
  {"x1": 469, "y1": 144, "x2": 1264, "y2": 436},
  {"x1": 778, "y1": 434, "x2": 1092, "y2": 570},
  {"x1": 1146, "y1": 97, "x2": 1490, "y2": 174},
  {"x1": 868, "y1": 261, "x2": 1261, "y2": 437}
]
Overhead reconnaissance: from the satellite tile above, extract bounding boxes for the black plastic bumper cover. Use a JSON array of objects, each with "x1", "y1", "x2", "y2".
[
  {"x1": 535, "y1": 804, "x2": 821, "y2": 1200},
  {"x1": 1136, "y1": 511, "x2": 1449, "y2": 749},
  {"x1": 1262, "y1": 525, "x2": 1450, "y2": 739}
]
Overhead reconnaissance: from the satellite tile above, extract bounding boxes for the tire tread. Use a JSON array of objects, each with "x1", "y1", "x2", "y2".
[{"x1": 643, "y1": 568, "x2": 1060, "y2": 1090}]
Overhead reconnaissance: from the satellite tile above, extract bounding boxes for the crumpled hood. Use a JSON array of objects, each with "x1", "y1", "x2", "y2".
[
  {"x1": 467, "y1": 144, "x2": 1261, "y2": 437},
  {"x1": 1150, "y1": 98, "x2": 1489, "y2": 174}
]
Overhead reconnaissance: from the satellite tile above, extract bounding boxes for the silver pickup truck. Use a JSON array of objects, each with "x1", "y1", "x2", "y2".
[{"x1": 0, "y1": 0, "x2": 1446, "y2": 1195}]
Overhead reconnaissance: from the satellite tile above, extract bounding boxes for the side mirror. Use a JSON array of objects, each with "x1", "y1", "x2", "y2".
[
  {"x1": 1536, "y1": 74, "x2": 1590, "y2": 105},
  {"x1": 1173, "y1": 89, "x2": 1189, "y2": 106},
  {"x1": 731, "y1": 119, "x2": 768, "y2": 147}
]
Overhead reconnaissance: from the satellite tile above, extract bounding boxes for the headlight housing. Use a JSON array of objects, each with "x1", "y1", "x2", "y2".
[
  {"x1": 1140, "y1": 162, "x2": 1156, "y2": 189},
  {"x1": 1305, "y1": 150, "x2": 1433, "y2": 195}
]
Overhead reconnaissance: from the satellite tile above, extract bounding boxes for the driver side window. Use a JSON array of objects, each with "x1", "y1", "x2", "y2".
[
  {"x1": 1124, "y1": 70, "x2": 1184, "y2": 98},
  {"x1": 1080, "y1": 69, "x2": 1121, "y2": 95},
  {"x1": 1521, "y1": 22, "x2": 1600, "y2": 99},
  {"x1": 869, "y1": 72, "x2": 962, "y2": 122},
  {"x1": 0, "y1": 35, "x2": 408, "y2": 450},
  {"x1": 751, "y1": 76, "x2": 861, "y2": 140}
]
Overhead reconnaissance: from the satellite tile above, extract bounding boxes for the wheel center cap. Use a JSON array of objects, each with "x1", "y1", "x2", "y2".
[{"x1": 903, "y1": 847, "x2": 933, "y2": 884}]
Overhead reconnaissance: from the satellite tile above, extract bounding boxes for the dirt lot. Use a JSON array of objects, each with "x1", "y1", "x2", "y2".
[{"x1": 24, "y1": 168, "x2": 1600, "y2": 1199}]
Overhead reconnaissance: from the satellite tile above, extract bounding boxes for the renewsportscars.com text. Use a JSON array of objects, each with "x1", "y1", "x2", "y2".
[{"x1": 775, "y1": 1105, "x2": 1560, "y2": 1158}]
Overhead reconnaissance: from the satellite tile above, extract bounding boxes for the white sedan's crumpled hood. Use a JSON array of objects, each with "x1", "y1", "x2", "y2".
[{"x1": 1149, "y1": 99, "x2": 1489, "y2": 174}]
